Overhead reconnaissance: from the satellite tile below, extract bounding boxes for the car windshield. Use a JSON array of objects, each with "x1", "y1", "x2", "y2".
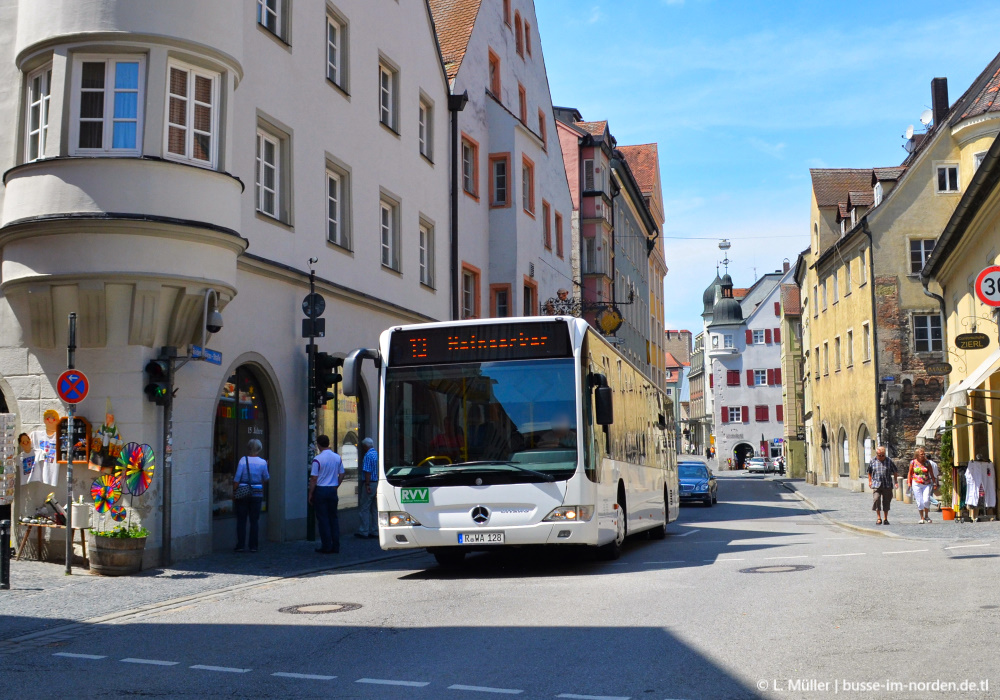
[
  {"x1": 679, "y1": 465, "x2": 709, "y2": 479},
  {"x1": 383, "y1": 358, "x2": 578, "y2": 486}
]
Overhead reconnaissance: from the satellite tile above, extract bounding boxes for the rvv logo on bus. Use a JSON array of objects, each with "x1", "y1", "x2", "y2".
[{"x1": 401, "y1": 487, "x2": 430, "y2": 504}]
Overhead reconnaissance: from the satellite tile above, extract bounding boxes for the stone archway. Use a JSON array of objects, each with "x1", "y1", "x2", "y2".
[{"x1": 733, "y1": 442, "x2": 755, "y2": 470}]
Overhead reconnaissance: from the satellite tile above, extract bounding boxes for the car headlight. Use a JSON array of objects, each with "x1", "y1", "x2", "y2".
[
  {"x1": 694, "y1": 482, "x2": 708, "y2": 491},
  {"x1": 543, "y1": 506, "x2": 594, "y2": 522},
  {"x1": 379, "y1": 511, "x2": 421, "y2": 527}
]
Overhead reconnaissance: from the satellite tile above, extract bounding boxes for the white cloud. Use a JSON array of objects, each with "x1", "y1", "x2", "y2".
[
  {"x1": 587, "y1": 5, "x2": 603, "y2": 24},
  {"x1": 748, "y1": 137, "x2": 787, "y2": 159}
]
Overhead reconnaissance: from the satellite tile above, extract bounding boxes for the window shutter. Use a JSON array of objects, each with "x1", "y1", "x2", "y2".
[
  {"x1": 765, "y1": 329, "x2": 772, "y2": 344},
  {"x1": 727, "y1": 370, "x2": 738, "y2": 386},
  {"x1": 774, "y1": 327, "x2": 781, "y2": 343},
  {"x1": 746, "y1": 370, "x2": 754, "y2": 386},
  {"x1": 776, "y1": 405, "x2": 784, "y2": 422},
  {"x1": 745, "y1": 329, "x2": 753, "y2": 344},
  {"x1": 775, "y1": 368, "x2": 782, "y2": 385},
  {"x1": 721, "y1": 406, "x2": 729, "y2": 423},
  {"x1": 767, "y1": 369, "x2": 774, "y2": 385},
  {"x1": 761, "y1": 405, "x2": 769, "y2": 421},
  {"x1": 741, "y1": 406, "x2": 749, "y2": 423},
  {"x1": 709, "y1": 374, "x2": 714, "y2": 388},
  {"x1": 774, "y1": 301, "x2": 780, "y2": 316}
]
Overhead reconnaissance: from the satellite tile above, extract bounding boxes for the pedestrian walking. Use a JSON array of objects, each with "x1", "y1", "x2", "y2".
[
  {"x1": 908, "y1": 448, "x2": 937, "y2": 523},
  {"x1": 356, "y1": 437, "x2": 379, "y2": 539},
  {"x1": 867, "y1": 446, "x2": 898, "y2": 526},
  {"x1": 309, "y1": 434, "x2": 345, "y2": 554},
  {"x1": 233, "y1": 439, "x2": 269, "y2": 553}
]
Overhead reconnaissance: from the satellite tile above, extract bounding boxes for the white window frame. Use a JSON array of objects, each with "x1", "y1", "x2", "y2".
[
  {"x1": 846, "y1": 329, "x2": 854, "y2": 367},
  {"x1": 912, "y1": 313, "x2": 943, "y2": 353},
  {"x1": 462, "y1": 139, "x2": 476, "y2": 195},
  {"x1": 821, "y1": 280, "x2": 828, "y2": 310},
  {"x1": 70, "y1": 54, "x2": 146, "y2": 156},
  {"x1": 935, "y1": 161, "x2": 960, "y2": 193},
  {"x1": 326, "y1": 167, "x2": 352, "y2": 249},
  {"x1": 823, "y1": 342, "x2": 829, "y2": 375},
  {"x1": 419, "y1": 220, "x2": 433, "y2": 287},
  {"x1": 380, "y1": 196, "x2": 400, "y2": 271},
  {"x1": 492, "y1": 157, "x2": 508, "y2": 207},
  {"x1": 257, "y1": 0, "x2": 281, "y2": 36},
  {"x1": 326, "y1": 14, "x2": 344, "y2": 87},
  {"x1": 845, "y1": 259, "x2": 852, "y2": 294},
  {"x1": 834, "y1": 336, "x2": 841, "y2": 371},
  {"x1": 909, "y1": 238, "x2": 935, "y2": 274},
  {"x1": 25, "y1": 64, "x2": 52, "y2": 162},
  {"x1": 862, "y1": 322, "x2": 871, "y2": 361},
  {"x1": 495, "y1": 287, "x2": 509, "y2": 317},
  {"x1": 462, "y1": 271, "x2": 477, "y2": 319},
  {"x1": 873, "y1": 181, "x2": 883, "y2": 206},
  {"x1": 255, "y1": 129, "x2": 280, "y2": 217},
  {"x1": 379, "y1": 61, "x2": 398, "y2": 131},
  {"x1": 832, "y1": 271, "x2": 839, "y2": 303},
  {"x1": 723, "y1": 334, "x2": 734, "y2": 349},
  {"x1": 752, "y1": 330, "x2": 765, "y2": 344},
  {"x1": 727, "y1": 407, "x2": 742, "y2": 423},
  {"x1": 163, "y1": 60, "x2": 220, "y2": 168},
  {"x1": 859, "y1": 249, "x2": 867, "y2": 285},
  {"x1": 418, "y1": 98, "x2": 432, "y2": 160},
  {"x1": 974, "y1": 151, "x2": 987, "y2": 171},
  {"x1": 754, "y1": 369, "x2": 767, "y2": 386}
]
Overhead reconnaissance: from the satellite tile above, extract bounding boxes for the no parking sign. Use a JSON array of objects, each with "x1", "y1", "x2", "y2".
[{"x1": 56, "y1": 369, "x2": 89, "y2": 404}]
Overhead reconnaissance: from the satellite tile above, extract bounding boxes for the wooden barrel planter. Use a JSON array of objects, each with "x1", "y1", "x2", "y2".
[{"x1": 87, "y1": 534, "x2": 146, "y2": 576}]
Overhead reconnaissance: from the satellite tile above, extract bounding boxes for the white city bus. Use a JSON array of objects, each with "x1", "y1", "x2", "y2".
[{"x1": 343, "y1": 316, "x2": 679, "y2": 566}]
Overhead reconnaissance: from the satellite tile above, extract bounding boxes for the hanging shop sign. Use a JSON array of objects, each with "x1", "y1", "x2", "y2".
[
  {"x1": 975, "y1": 265, "x2": 1000, "y2": 307},
  {"x1": 955, "y1": 332, "x2": 991, "y2": 351},
  {"x1": 924, "y1": 361, "x2": 953, "y2": 376}
]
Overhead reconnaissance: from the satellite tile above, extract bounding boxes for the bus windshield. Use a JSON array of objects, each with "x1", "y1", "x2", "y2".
[{"x1": 383, "y1": 358, "x2": 578, "y2": 486}]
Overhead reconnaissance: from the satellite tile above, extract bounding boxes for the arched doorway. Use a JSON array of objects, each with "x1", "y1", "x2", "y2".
[
  {"x1": 857, "y1": 425, "x2": 872, "y2": 479},
  {"x1": 838, "y1": 427, "x2": 849, "y2": 478},
  {"x1": 212, "y1": 364, "x2": 275, "y2": 551},
  {"x1": 820, "y1": 425, "x2": 831, "y2": 483},
  {"x1": 733, "y1": 442, "x2": 754, "y2": 470}
]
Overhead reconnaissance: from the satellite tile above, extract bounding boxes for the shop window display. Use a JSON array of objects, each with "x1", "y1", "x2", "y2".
[
  {"x1": 317, "y1": 379, "x2": 364, "y2": 510},
  {"x1": 213, "y1": 367, "x2": 269, "y2": 518}
]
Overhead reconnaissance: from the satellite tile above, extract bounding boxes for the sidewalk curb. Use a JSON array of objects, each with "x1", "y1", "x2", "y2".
[
  {"x1": 776, "y1": 480, "x2": 901, "y2": 539},
  {"x1": 0, "y1": 548, "x2": 420, "y2": 649}
]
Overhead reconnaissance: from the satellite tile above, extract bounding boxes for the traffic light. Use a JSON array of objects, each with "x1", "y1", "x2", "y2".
[
  {"x1": 314, "y1": 352, "x2": 342, "y2": 406},
  {"x1": 144, "y1": 359, "x2": 171, "y2": 406}
]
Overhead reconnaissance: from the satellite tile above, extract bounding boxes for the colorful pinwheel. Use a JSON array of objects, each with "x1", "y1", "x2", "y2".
[
  {"x1": 110, "y1": 505, "x2": 127, "y2": 522},
  {"x1": 91, "y1": 475, "x2": 122, "y2": 513},
  {"x1": 117, "y1": 442, "x2": 155, "y2": 496}
]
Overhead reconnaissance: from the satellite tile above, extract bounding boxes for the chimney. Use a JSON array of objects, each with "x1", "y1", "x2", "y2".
[
  {"x1": 783, "y1": 260, "x2": 790, "y2": 273},
  {"x1": 931, "y1": 77, "x2": 949, "y2": 129}
]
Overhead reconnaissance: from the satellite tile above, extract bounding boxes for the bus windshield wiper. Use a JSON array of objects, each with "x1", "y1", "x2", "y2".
[
  {"x1": 398, "y1": 461, "x2": 555, "y2": 485},
  {"x1": 447, "y1": 461, "x2": 556, "y2": 482}
]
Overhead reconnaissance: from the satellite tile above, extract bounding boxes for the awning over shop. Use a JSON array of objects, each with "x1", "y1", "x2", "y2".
[{"x1": 916, "y1": 347, "x2": 1000, "y2": 443}]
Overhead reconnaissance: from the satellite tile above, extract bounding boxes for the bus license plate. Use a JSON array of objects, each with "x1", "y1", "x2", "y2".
[{"x1": 458, "y1": 532, "x2": 505, "y2": 545}]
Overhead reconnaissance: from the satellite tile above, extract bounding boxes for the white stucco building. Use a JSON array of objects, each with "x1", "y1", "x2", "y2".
[
  {"x1": 705, "y1": 267, "x2": 792, "y2": 469},
  {"x1": 0, "y1": 0, "x2": 452, "y2": 563},
  {"x1": 429, "y1": 0, "x2": 573, "y2": 319}
]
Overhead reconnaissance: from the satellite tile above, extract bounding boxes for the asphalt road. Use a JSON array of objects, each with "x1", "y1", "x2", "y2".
[{"x1": 4, "y1": 474, "x2": 998, "y2": 699}]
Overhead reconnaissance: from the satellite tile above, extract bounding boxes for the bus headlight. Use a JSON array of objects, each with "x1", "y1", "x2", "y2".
[
  {"x1": 379, "y1": 511, "x2": 421, "y2": 527},
  {"x1": 543, "y1": 506, "x2": 594, "y2": 522}
]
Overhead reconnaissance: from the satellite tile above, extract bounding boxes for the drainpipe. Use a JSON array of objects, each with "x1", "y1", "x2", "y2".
[
  {"x1": 448, "y1": 91, "x2": 469, "y2": 321},
  {"x1": 861, "y1": 218, "x2": 884, "y2": 448}
]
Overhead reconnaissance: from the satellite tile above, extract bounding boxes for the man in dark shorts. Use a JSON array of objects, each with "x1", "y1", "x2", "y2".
[{"x1": 867, "y1": 446, "x2": 898, "y2": 525}]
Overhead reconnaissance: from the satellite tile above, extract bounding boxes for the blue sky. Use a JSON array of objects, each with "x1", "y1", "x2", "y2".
[{"x1": 534, "y1": 0, "x2": 1000, "y2": 334}]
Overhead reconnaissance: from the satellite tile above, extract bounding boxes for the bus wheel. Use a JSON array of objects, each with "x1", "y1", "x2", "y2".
[
  {"x1": 649, "y1": 491, "x2": 668, "y2": 540},
  {"x1": 431, "y1": 549, "x2": 466, "y2": 567},
  {"x1": 598, "y1": 489, "x2": 627, "y2": 560}
]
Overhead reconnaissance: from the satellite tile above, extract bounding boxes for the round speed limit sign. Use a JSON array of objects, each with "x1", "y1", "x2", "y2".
[{"x1": 976, "y1": 265, "x2": 1000, "y2": 307}]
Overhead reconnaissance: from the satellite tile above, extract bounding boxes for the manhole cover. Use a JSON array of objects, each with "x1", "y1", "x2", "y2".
[
  {"x1": 279, "y1": 602, "x2": 362, "y2": 615},
  {"x1": 740, "y1": 565, "x2": 814, "y2": 574}
]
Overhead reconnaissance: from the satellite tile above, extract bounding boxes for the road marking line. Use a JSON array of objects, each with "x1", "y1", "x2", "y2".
[
  {"x1": 272, "y1": 672, "x2": 336, "y2": 681},
  {"x1": 675, "y1": 529, "x2": 700, "y2": 537},
  {"x1": 448, "y1": 684, "x2": 523, "y2": 694},
  {"x1": 945, "y1": 544, "x2": 991, "y2": 550},
  {"x1": 762, "y1": 555, "x2": 809, "y2": 560},
  {"x1": 121, "y1": 658, "x2": 179, "y2": 666},
  {"x1": 644, "y1": 560, "x2": 685, "y2": 564},
  {"x1": 556, "y1": 694, "x2": 631, "y2": 700},
  {"x1": 190, "y1": 665, "x2": 251, "y2": 673},
  {"x1": 883, "y1": 549, "x2": 928, "y2": 555},
  {"x1": 357, "y1": 678, "x2": 430, "y2": 687},
  {"x1": 715, "y1": 558, "x2": 745, "y2": 562},
  {"x1": 53, "y1": 653, "x2": 105, "y2": 660},
  {"x1": 822, "y1": 553, "x2": 866, "y2": 557}
]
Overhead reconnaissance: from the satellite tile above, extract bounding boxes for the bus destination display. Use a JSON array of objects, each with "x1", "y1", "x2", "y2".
[{"x1": 390, "y1": 321, "x2": 572, "y2": 366}]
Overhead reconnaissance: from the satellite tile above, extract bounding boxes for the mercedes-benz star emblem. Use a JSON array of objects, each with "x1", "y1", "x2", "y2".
[{"x1": 471, "y1": 506, "x2": 490, "y2": 525}]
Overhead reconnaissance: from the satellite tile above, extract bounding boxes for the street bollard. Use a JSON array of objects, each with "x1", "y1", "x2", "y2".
[{"x1": 0, "y1": 519, "x2": 11, "y2": 590}]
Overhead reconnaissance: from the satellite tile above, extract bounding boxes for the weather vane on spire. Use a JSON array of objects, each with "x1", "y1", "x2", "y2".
[{"x1": 719, "y1": 239, "x2": 731, "y2": 274}]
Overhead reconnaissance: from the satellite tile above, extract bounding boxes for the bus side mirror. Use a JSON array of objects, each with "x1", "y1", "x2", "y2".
[
  {"x1": 595, "y1": 386, "x2": 614, "y2": 426},
  {"x1": 343, "y1": 348, "x2": 381, "y2": 397}
]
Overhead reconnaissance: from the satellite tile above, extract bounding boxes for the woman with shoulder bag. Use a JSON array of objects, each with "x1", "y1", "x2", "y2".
[
  {"x1": 908, "y1": 447, "x2": 935, "y2": 524},
  {"x1": 233, "y1": 439, "x2": 270, "y2": 552}
]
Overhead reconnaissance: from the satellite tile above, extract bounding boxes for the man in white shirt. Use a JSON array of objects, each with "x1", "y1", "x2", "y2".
[{"x1": 309, "y1": 435, "x2": 345, "y2": 554}]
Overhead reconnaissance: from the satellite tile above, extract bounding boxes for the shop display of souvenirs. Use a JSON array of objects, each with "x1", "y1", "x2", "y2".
[
  {"x1": 89, "y1": 399, "x2": 124, "y2": 470},
  {"x1": 90, "y1": 442, "x2": 156, "y2": 530},
  {"x1": 0, "y1": 414, "x2": 17, "y2": 505}
]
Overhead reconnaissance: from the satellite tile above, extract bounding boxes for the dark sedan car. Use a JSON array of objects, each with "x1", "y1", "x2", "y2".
[{"x1": 678, "y1": 462, "x2": 718, "y2": 506}]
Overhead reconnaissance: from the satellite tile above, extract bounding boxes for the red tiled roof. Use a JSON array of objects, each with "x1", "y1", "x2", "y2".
[
  {"x1": 810, "y1": 169, "x2": 873, "y2": 208},
  {"x1": 962, "y1": 63, "x2": 1000, "y2": 120},
  {"x1": 575, "y1": 120, "x2": 608, "y2": 136},
  {"x1": 837, "y1": 202, "x2": 850, "y2": 220},
  {"x1": 872, "y1": 167, "x2": 906, "y2": 183},
  {"x1": 847, "y1": 190, "x2": 873, "y2": 207},
  {"x1": 732, "y1": 288, "x2": 748, "y2": 300},
  {"x1": 428, "y1": 0, "x2": 484, "y2": 81},
  {"x1": 780, "y1": 284, "x2": 801, "y2": 316},
  {"x1": 618, "y1": 143, "x2": 660, "y2": 196},
  {"x1": 664, "y1": 352, "x2": 683, "y2": 368}
]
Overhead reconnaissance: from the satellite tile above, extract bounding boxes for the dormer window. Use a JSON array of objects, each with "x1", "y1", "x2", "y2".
[
  {"x1": 840, "y1": 219, "x2": 846, "y2": 235},
  {"x1": 873, "y1": 181, "x2": 883, "y2": 206},
  {"x1": 850, "y1": 208, "x2": 856, "y2": 227}
]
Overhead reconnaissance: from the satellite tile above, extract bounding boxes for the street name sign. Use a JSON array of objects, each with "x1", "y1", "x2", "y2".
[
  {"x1": 56, "y1": 369, "x2": 89, "y2": 404},
  {"x1": 925, "y1": 361, "x2": 953, "y2": 376},
  {"x1": 955, "y1": 332, "x2": 991, "y2": 351},
  {"x1": 975, "y1": 265, "x2": 1000, "y2": 307},
  {"x1": 191, "y1": 345, "x2": 223, "y2": 365}
]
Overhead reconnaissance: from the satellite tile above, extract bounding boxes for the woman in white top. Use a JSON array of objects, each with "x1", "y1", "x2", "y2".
[{"x1": 233, "y1": 439, "x2": 270, "y2": 552}]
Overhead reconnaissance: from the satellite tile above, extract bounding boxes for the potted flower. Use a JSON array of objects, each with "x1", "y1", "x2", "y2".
[
  {"x1": 87, "y1": 523, "x2": 148, "y2": 576},
  {"x1": 938, "y1": 422, "x2": 955, "y2": 521}
]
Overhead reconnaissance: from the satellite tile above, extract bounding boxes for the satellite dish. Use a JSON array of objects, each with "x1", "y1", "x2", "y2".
[
  {"x1": 903, "y1": 139, "x2": 915, "y2": 153},
  {"x1": 920, "y1": 109, "x2": 933, "y2": 126},
  {"x1": 904, "y1": 125, "x2": 914, "y2": 140}
]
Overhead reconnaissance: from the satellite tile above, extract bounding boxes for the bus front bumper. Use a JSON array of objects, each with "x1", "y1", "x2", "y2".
[{"x1": 378, "y1": 519, "x2": 600, "y2": 550}]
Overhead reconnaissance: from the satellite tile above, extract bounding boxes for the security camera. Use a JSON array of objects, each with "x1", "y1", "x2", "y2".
[{"x1": 206, "y1": 308, "x2": 223, "y2": 334}]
